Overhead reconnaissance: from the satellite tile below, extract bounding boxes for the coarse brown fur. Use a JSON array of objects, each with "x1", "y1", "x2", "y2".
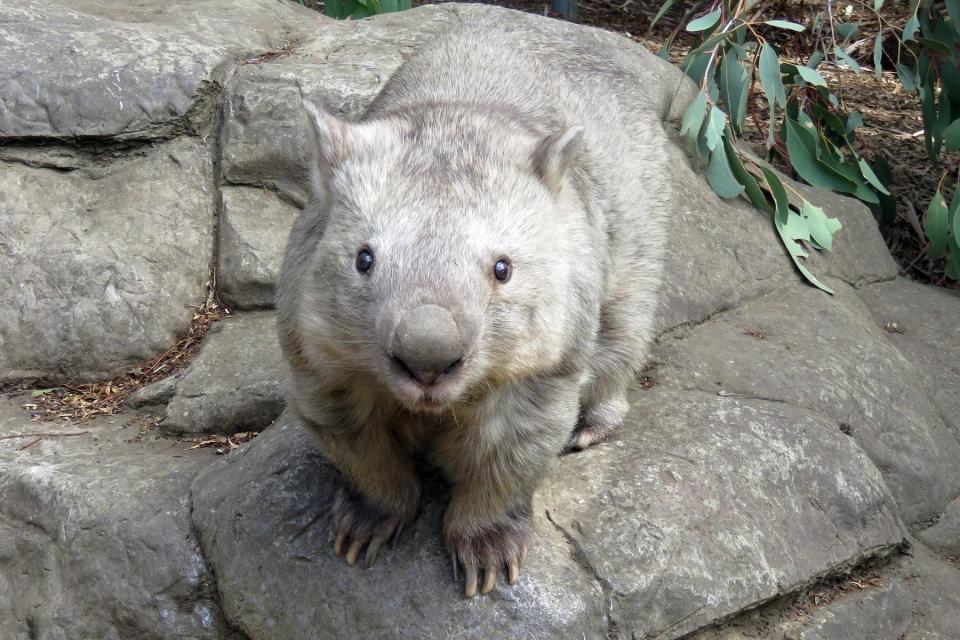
[{"x1": 277, "y1": 16, "x2": 670, "y2": 596}]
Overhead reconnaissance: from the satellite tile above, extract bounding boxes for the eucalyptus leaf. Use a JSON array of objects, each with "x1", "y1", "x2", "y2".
[
  {"x1": 758, "y1": 43, "x2": 787, "y2": 108},
  {"x1": 801, "y1": 201, "x2": 843, "y2": 251},
  {"x1": 857, "y1": 158, "x2": 892, "y2": 195},
  {"x1": 650, "y1": 0, "x2": 676, "y2": 30},
  {"x1": 784, "y1": 118, "x2": 857, "y2": 193},
  {"x1": 836, "y1": 21, "x2": 860, "y2": 42},
  {"x1": 760, "y1": 167, "x2": 836, "y2": 294},
  {"x1": 943, "y1": 118, "x2": 960, "y2": 151},
  {"x1": 833, "y1": 46, "x2": 862, "y2": 73},
  {"x1": 761, "y1": 167, "x2": 790, "y2": 227},
  {"x1": 795, "y1": 65, "x2": 827, "y2": 87},
  {"x1": 925, "y1": 191, "x2": 950, "y2": 257},
  {"x1": 948, "y1": 0, "x2": 960, "y2": 35},
  {"x1": 680, "y1": 91, "x2": 708, "y2": 139},
  {"x1": 724, "y1": 137, "x2": 769, "y2": 210},
  {"x1": 720, "y1": 51, "x2": 750, "y2": 132},
  {"x1": 765, "y1": 20, "x2": 805, "y2": 32},
  {"x1": 904, "y1": 14, "x2": 920, "y2": 42},
  {"x1": 705, "y1": 107, "x2": 727, "y2": 152},
  {"x1": 687, "y1": 8, "x2": 721, "y2": 32},
  {"x1": 846, "y1": 111, "x2": 864, "y2": 133},
  {"x1": 897, "y1": 64, "x2": 918, "y2": 93},
  {"x1": 873, "y1": 33, "x2": 883, "y2": 80},
  {"x1": 707, "y1": 147, "x2": 746, "y2": 198}
]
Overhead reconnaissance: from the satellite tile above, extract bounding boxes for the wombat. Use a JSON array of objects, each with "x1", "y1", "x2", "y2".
[{"x1": 277, "y1": 17, "x2": 669, "y2": 597}]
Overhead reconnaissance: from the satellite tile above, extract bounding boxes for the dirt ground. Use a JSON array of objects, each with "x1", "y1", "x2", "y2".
[{"x1": 410, "y1": 0, "x2": 957, "y2": 287}]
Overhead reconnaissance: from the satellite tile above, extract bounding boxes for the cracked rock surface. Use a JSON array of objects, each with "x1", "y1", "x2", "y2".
[
  {"x1": 2, "y1": 2, "x2": 960, "y2": 639},
  {"x1": 161, "y1": 312, "x2": 284, "y2": 435}
]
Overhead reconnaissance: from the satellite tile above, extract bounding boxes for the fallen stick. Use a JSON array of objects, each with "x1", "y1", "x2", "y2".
[{"x1": 0, "y1": 431, "x2": 90, "y2": 441}]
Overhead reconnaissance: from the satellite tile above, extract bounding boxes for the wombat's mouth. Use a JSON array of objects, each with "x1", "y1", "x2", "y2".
[{"x1": 385, "y1": 356, "x2": 469, "y2": 413}]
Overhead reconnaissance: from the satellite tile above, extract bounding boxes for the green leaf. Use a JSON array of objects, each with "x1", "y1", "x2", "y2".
[
  {"x1": 758, "y1": 43, "x2": 787, "y2": 108},
  {"x1": 952, "y1": 188, "x2": 960, "y2": 240},
  {"x1": 836, "y1": 21, "x2": 860, "y2": 42},
  {"x1": 846, "y1": 111, "x2": 864, "y2": 133},
  {"x1": 857, "y1": 158, "x2": 892, "y2": 195},
  {"x1": 705, "y1": 107, "x2": 727, "y2": 152},
  {"x1": 801, "y1": 201, "x2": 843, "y2": 251},
  {"x1": 904, "y1": 15, "x2": 920, "y2": 42},
  {"x1": 944, "y1": 118, "x2": 960, "y2": 151},
  {"x1": 724, "y1": 138, "x2": 770, "y2": 211},
  {"x1": 680, "y1": 91, "x2": 709, "y2": 140},
  {"x1": 874, "y1": 0, "x2": 884, "y2": 9},
  {"x1": 918, "y1": 38, "x2": 952, "y2": 53},
  {"x1": 925, "y1": 191, "x2": 950, "y2": 257},
  {"x1": 762, "y1": 168, "x2": 835, "y2": 294},
  {"x1": 707, "y1": 146, "x2": 746, "y2": 198},
  {"x1": 948, "y1": 0, "x2": 960, "y2": 35},
  {"x1": 30, "y1": 388, "x2": 58, "y2": 398},
  {"x1": 650, "y1": 0, "x2": 676, "y2": 30},
  {"x1": 720, "y1": 51, "x2": 750, "y2": 133},
  {"x1": 784, "y1": 118, "x2": 857, "y2": 193},
  {"x1": 795, "y1": 65, "x2": 827, "y2": 87},
  {"x1": 833, "y1": 46, "x2": 862, "y2": 73},
  {"x1": 765, "y1": 20, "x2": 806, "y2": 32},
  {"x1": 896, "y1": 64, "x2": 918, "y2": 93},
  {"x1": 687, "y1": 8, "x2": 721, "y2": 32},
  {"x1": 873, "y1": 33, "x2": 883, "y2": 80}
]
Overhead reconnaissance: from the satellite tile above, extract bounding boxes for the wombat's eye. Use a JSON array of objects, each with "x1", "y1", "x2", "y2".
[
  {"x1": 356, "y1": 248, "x2": 374, "y2": 274},
  {"x1": 493, "y1": 258, "x2": 512, "y2": 283}
]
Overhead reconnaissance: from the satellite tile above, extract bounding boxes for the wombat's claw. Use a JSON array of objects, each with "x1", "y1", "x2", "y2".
[
  {"x1": 448, "y1": 526, "x2": 529, "y2": 597},
  {"x1": 331, "y1": 487, "x2": 405, "y2": 568},
  {"x1": 565, "y1": 422, "x2": 620, "y2": 452}
]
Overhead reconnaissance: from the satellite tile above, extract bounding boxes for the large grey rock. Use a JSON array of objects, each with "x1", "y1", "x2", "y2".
[
  {"x1": 858, "y1": 277, "x2": 960, "y2": 442},
  {"x1": 778, "y1": 579, "x2": 912, "y2": 640},
  {"x1": 191, "y1": 388, "x2": 905, "y2": 639},
  {"x1": 917, "y1": 497, "x2": 960, "y2": 556},
  {"x1": 655, "y1": 279, "x2": 960, "y2": 526},
  {"x1": 656, "y1": 149, "x2": 898, "y2": 333},
  {"x1": 0, "y1": 398, "x2": 227, "y2": 640},
  {"x1": 539, "y1": 388, "x2": 905, "y2": 638},
  {"x1": 896, "y1": 544, "x2": 960, "y2": 639},
  {"x1": 692, "y1": 576, "x2": 914, "y2": 640},
  {"x1": 191, "y1": 412, "x2": 608, "y2": 640},
  {"x1": 218, "y1": 186, "x2": 299, "y2": 309},
  {"x1": 0, "y1": 0, "x2": 313, "y2": 140},
  {"x1": 0, "y1": 138, "x2": 214, "y2": 381},
  {"x1": 162, "y1": 312, "x2": 284, "y2": 435}
]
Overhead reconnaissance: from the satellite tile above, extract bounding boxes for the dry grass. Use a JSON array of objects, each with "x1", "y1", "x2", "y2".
[
  {"x1": 19, "y1": 291, "x2": 227, "y2": 424},
  {"x1": 786, "y1": 570, "x2": 886, "y2": 617}
]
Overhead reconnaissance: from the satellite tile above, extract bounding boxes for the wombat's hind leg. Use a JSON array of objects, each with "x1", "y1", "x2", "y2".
[
  {"x1": 565, "y1": 389, "x2": 628, "y2": 452},
  {"x1": 332, "y1": 485, "x2": 406, "y2": 568}
]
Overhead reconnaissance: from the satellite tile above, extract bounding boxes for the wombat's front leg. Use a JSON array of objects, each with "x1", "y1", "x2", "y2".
[
  {"x1": 437, "y1": 376, "x2": 579, "y2": 596},
  {"x1": 304, "y1": 414, "x2": 421, "y2": 568}
]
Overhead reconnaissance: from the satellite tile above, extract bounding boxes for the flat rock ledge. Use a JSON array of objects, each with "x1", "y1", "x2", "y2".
[{"x1": 2, "y1": 1, "x2": 960, "y2": 639}]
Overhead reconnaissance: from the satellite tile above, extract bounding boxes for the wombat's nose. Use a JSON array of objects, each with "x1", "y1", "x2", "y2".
[{"x1": 391, "y1": 304, "x2": 464, "y2": 386}]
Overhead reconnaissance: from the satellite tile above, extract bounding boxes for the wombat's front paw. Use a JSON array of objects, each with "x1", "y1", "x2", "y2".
[
  {"x1": 444, "y1": 509, "x2": 530, "y2": 597},
  {"x1": 332, "y1": 486, "x2": 406, "y2": 568}
]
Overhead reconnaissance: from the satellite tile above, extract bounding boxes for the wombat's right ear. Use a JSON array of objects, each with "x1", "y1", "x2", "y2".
[
  {"x1": 533, "y1": 126, "x2": 584, "y2": 195},
  {"x1": 302, "y1": 99, "x2": 351, "y2": 168}
]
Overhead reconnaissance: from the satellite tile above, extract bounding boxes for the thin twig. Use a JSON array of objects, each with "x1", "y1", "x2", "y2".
[
  {"x1": 0, "y1": 431, "x2": 90, "y2": 441},
  {"x1": 18, "y1": 437, "x2": 45, "y2": 451}
]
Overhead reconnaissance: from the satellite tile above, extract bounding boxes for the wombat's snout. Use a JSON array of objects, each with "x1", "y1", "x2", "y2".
[{"x1": 390, "y1": 304, "x2": 465, "y2": 386}]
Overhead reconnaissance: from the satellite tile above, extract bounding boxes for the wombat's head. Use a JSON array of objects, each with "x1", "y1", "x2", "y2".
[{"x1": 296, "y1": 101, "x2": 590, "y2": 412}]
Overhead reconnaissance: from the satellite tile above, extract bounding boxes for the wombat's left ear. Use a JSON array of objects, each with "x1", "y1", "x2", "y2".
[{"x1": 533, "y1": 127, "x2": 584, "y2": 194}]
